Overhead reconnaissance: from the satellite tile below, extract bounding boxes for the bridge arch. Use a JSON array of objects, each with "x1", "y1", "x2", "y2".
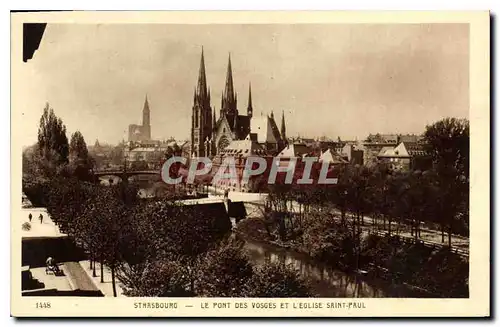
[{"x1": 94, "y1": 170, "x2": 161, "y2": 185}]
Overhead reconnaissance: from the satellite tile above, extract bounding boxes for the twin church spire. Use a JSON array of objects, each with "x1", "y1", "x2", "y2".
[
  {"x1": 194, "y1": 49, "x2": 252, "y2": 119},
  {"x1": 191, "y1": 47, "x2": 282, "y2": 158}
]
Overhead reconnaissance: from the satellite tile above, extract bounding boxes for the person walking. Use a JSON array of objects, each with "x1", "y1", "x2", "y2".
[
  {"x1": 39, "y1": 213, "x2": 43, "y2": 224},
  {"x1": 28, "y1": 213, "x2": 32, "y2": 222}
]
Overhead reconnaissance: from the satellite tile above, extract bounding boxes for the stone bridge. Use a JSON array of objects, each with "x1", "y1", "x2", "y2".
[{"x1": 94, "y1": 169, "x2": 160, "y2": 182}]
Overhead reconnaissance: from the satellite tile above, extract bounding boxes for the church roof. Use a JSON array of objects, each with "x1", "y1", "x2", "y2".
[
  {"x1": 250, "y1": 115, "x2": 282, "y2": 144},
  {"x1": 214, "y1": 113, "x2": 251, "y2": 140}
]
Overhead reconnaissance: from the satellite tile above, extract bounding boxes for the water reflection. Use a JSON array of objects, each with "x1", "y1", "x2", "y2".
[{"x1": 243, "y1": 238, "x2": 431, "y2": 298}]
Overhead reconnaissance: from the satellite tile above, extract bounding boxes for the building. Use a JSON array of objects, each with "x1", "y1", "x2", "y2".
[
  {"x1": 340, "y1": 144, "x2": 364, "y2": 165},
  {"x1": 128, "y1": 96, "x2": 151, "y2": 142},
  {"x1": 362, "y1": 133, "x2": 424, "y2": 167},
  {"x1": 276, "y1": 143, "x2": 313, "y2": 159},
  {"x1": 248, "y1": 111, "x2": 286, "y2": 154},
  {"x1": 190, "y1": 48, "x2": 286, "y2": 158},
  {"x1": 319, "y1": 148, "x2": 350, "y2": 166},
  {"x1": 210, "y1": 137, "x2": 273, "y2": 193},
  {"x1": 377, "y1": 141, "x2": 431, "y2": 171},
  {"x1": 319, "y1": 149, "x2": 350, "y2": 179},
  {"x1": 124, "y1": 139, "x2": 181, "y2": 170}
]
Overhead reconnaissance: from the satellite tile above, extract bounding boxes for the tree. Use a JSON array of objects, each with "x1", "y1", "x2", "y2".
[
  {"x1": 196, "y1": 239, "x2": 253, "y2": 297},
  {"x1": 69, "y1": 131, "x2": 94, "y2": 181},
  {"x1": 37, "y1": 103, "x2": 69, "y2": 175},
  {"x1": 69, "y1": 131, "x2": 89, "y2": 162},
  {"x1": 79, "y1": 185, "x2": 132, "y2": 296},
  {"x1": 247, "y1": 260, "x2": 313, "y2": 297},
  {"x1": 302, "y1": 211, "x2": 355, "y2": 268},
  {"x1": 119, "y1": 259, "x2": 192, "y2": 297},
  {"x1": 424, "y1": 118, "x2": 470, "y2": 246},
  {"x1": 424, "y1": 117, "x2": 469, "y2": 179},
  {"x1": 116, "y1": 199, "x2": 232, "y2": 295},
  {"x1": 110, "y1": 144, "x2": 125, "y2": 166}
]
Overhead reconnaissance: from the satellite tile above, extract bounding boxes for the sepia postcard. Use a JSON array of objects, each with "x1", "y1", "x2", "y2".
[{"x1": 11, "y1": 11, "x2": 490, "y2": 317}]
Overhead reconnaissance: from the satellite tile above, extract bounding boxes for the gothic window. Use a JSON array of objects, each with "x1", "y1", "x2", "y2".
[{"x1": 195, "y1": 111, "x2": 199, "y2": 128}]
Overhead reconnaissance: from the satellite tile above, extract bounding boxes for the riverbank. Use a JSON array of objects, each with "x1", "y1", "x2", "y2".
[{"x1": 235, "y1": 217, "x2": 467, "y2": 298}]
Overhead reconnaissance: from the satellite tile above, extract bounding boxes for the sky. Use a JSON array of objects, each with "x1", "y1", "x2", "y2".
[{"x1": 17, "y1": 23, "x2": 469, "y2": 146}]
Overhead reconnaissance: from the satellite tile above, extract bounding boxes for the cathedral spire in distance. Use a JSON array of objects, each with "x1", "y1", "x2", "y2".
[
  {"x1": 142, "y1": 94, "x2": 151, "y2": 140},
  {"x1": 142, "y1": 94, "x2": 150, "y2": 126}
]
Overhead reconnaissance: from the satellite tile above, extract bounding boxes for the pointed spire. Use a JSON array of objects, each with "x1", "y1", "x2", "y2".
[
  {"x1": 270, "y1": 111, "x2": 274, "y2": 120},
  {"x1": 143, "y1": 94, "x2": 150, "y2": 112},
  {"x1": 247, "y1": 83, "x2": 253, "y2": 118},
  {"x1": 281, "y1": 110, "x2": 286, "y2": 140},
  {"x1": 221, "y1": 52, "x2": 236, "y2": 114},
  {"x1": 196, "y1": 46, "x2": 208, "y2": 98},
  {"x1": 142, "y1": 93, "x2": 151, "y2": 129},
  {"x1": 225, "y1": 53, "x2": 234, "y2": 96}
]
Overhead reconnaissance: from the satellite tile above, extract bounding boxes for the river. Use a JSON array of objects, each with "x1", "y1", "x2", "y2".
[
  {"x1": 241, "y1": 236, "x2": 434, "y2": 298},
  {"x1": 108, "y1": 181, "x2": 432, "y2": 298}
]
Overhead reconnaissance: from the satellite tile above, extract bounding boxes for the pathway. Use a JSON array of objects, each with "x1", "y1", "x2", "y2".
[
  {"x1": 78, "y1": 260, "x2": 125, "y2": 297},
  {"x1": 63, "y1": 261, "x2": 99, "y2": 291}
]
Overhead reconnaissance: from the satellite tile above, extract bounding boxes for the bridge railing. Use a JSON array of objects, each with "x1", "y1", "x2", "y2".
[{"x1": 94, "y1": 168, "x2": 159, "y2": 174}]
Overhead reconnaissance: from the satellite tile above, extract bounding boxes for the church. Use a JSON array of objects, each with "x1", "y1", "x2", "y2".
[
  {"x1": 190, "y1": 48, "x2": 287, "y2": 158},
  {"x1": 128, "y1": 95, "x2": 151, "y2": 142}
]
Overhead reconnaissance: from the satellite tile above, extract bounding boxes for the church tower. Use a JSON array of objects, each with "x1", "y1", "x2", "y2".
[
  {"x1": 191, "y1": 47, "x2": 213, "y2": 157},
  {"x1": 220, "y1": 53, "x2": 238, "y2": 125},
  {"x1": 142, "y1": 95, "x2": 151, "y2": 140}
]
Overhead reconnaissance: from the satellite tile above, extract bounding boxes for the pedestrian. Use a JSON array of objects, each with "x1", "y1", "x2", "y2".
[
  {"x1": 46, "y1": 256, "x2": 54, "y2": 267},
  {"x1": 39, "y1": 213, "x2": 43, "y2": 224},
  {"x1": 28, "y1": 213, "x2": 32, "y2": 222}
]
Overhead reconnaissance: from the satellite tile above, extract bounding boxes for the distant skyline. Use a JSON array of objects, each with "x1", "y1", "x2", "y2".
[{"x1": 18, "y1": 23, "x2": 469, "y2": 146}]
